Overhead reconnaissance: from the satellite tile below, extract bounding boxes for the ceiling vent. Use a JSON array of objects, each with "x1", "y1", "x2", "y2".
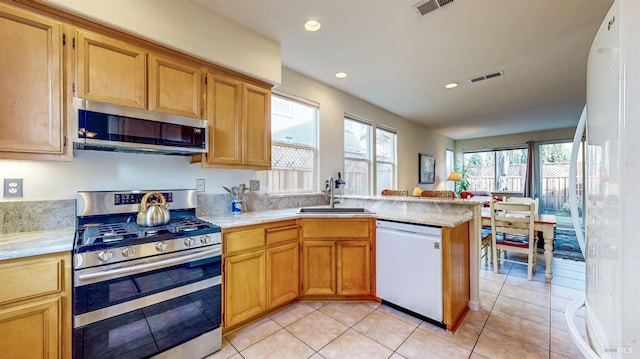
[
  {"x1": 468, "y1": 70, "x2": 504, "y2": 83},
  {"x1": 413, "y1": 0, "x2": 454, "y2": 17}
]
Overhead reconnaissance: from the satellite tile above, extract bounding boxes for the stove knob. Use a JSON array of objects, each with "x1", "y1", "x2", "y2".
[
  {"x1": 97, "y1": 250, "x2": 113, "y2": 262},
  {"x1": 184, "y1": 237, "x2": 195, "y2": 247},
  {"x1": 200, "y1": 235, "x2": 211, "y2": 244},
  {"x1": 155, "y1": 241, "x2": 168, "y2": 252},
  {"x1": 121, "y1": 247, "x2": 136, "y2": 258}
]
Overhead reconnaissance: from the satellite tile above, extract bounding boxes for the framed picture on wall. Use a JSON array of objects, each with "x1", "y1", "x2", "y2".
[{"x1": 419, "y1": 153, "x2": 436, "y2": 184}]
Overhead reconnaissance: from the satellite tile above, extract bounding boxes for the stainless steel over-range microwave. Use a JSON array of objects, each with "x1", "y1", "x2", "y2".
[{"x1": 72, "y1": 98, "x2": 208, "y2": 156}]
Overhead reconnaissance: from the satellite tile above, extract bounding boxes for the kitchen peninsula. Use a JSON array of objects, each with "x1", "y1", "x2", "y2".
[
  {"x1": 201, "y1": 195, "x2": 482, "y2": 333},
  {"x1": 0, "y1": 194, "x2": 481, "y2": 353}
]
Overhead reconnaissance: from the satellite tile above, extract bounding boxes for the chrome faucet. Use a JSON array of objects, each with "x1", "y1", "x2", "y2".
[{"x1": 326, "y1": 172, "x2": 346, "y2": 208}]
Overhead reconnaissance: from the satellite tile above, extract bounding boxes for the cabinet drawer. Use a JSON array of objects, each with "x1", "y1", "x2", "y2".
[
  {"x1": 267, "y1": 226, "x2": 298, "y2": 246},
  {"x1": 301, "y1": 219, "x2": 371, "y2": 239},
  {"x1": 0, "y1": 256, "x2": 63, "y2": 305},
  {"x1": 224, "y1": 227, "x2": 265, "y2": 254}
]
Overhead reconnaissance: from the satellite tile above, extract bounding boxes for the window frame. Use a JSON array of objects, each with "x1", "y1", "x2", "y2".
[
  {"x1": 375, "y1": 125, "x2": 398, "y2": 194},
  {"x1": 462, "y1": 146, "x2": 528, "y2": 193},
  {"x1": 343, "y1": 115, "x2": 373, "y2": 196},
  {"x1": 266, "y1": 92, "x2": 319, "y2": 194}
]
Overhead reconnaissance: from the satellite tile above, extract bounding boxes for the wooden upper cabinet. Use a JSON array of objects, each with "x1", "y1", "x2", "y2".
[
  {"x1": 206, "y1": 71, "x2": 242, "y2": 164},
  {"x1": 203, "y1": 70, "x2": 272, "y2": 169},
  {"x1": 75, "y1": 29, "x2": 146, "y2": 109},
  {"x1": 242, "y1": 83, "x2": 271, "y2": 167},
  {"x1": 0, "y1": 3, "x2": 64, "y2": 156},
  {"x1": 148, "y1": 52, "x2": 202, "y2": 118}
]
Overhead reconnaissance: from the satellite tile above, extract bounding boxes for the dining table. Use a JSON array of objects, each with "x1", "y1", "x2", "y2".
[{"x1": 481, "y1": 208, "x2": 557, "y2": 282}]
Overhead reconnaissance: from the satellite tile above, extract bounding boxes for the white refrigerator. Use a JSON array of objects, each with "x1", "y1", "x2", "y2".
[{"x1": 566, "y1": 0, "x2": 640, "y2": 358}]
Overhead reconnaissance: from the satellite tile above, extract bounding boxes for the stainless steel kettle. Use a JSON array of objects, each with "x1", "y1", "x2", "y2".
[{"x1": 136, "y1": 192, "x2": 170, "y2": 227}]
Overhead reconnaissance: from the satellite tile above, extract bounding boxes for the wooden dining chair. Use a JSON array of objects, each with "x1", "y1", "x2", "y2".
[
  {"x1": 504, "y1": 196, "x2": 539, "y2": 214},
  {"x1": 381, "y1": 189, "x2": 409, "y2": 196},
  {"x1": 480, "y1": 228, "x2": 493, "y2": 264},
  {"x1": 489, "y1": 201, "x2": 538, "y2": 280},
  {"x1": 420, "y1": 190, "x2": 456, "y2": 199}
]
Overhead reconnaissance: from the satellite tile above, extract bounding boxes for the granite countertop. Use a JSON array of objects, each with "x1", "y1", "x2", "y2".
[
  {"x1": 0, "y1": 227, "x2": 75, "y2": 261},
  {"x1": 201, "y1": 206, "x2": 472, "y2": 229},
  {"x1": 0, "y1": 204, "x2": 474, "y2": 261}
]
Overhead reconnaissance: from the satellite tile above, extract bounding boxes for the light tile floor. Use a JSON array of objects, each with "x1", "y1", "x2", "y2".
[{"x1": 207, "y1": 255, "x2": 587, "y2": 359}]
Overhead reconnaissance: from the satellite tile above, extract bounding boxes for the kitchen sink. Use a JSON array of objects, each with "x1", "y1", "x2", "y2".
[{"x1": 297, "y1": 207, "x2": 373, "y2": 214}]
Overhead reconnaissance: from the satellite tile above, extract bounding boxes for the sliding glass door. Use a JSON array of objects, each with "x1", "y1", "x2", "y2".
[{"x1": 538, "y1": 141, "x2": 585, "y2": 228}]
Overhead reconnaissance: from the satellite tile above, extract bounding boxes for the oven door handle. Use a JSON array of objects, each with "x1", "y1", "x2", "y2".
[{"x1": 77, "y1": 248, "x2": 221, "y2": 281}]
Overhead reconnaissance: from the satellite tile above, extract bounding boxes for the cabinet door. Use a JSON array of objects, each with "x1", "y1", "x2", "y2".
[
  {"x1": 337, "y1": 240, "x2": 371, "y2": 296},
  {"x1": 76, "y1": 29, "x2": 146, "y2": 109},
  {"x1": 224, "y1": 250, "x2": 266, "y2": 328},
  {"x1": 241, "y1": 83, "x2": 271, "y2": 168},
  {"x1": 148, "y1": 52, "x2": 202, "y2": 118},
  {"x1": 0, "y1": 298, "x2": 61, "y2": 359},
  {"x1": 205, "y1": 72, "x2": 242, "y2": 164},
  {"x1": 301, "y1": 241, "x2": 336, "y2": 296},
  {"x1": 0, "y1": 4, "x2": 63, "y2": 155},
  {"x1": 267, "y1": 242, "x2": 299, "y2": 309}
]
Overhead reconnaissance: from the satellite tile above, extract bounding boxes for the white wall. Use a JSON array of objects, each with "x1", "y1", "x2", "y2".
[
  {"x1": 275, "y1": 68, "x2": 454, "y2": 191},
  {"x1": 40, "y1": 0, "x2": 281, "y2": 85},
  {"x1": 0, "y1": 152, "x2": 255, "y2": 201}
]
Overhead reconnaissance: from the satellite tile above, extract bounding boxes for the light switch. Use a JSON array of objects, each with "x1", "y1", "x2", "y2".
[
  {"x1": 196, "y1": 179, "x2": 205, "y2": 192},
  {"x1": 250, "y1": 180, "x2": 260, "y2": 191},
  {"x1": 4, "y1": 178, "x2": 23, "y2": 197}
]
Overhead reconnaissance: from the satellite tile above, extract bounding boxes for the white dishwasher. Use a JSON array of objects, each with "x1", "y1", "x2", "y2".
[{"x1": 376, "y1": 219, "x2": 443, "y2": 327}]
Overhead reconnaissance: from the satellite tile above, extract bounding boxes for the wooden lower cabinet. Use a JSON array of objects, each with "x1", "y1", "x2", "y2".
[
  {"x1": 0, "y1": 298, "x2": 61, "y2": 359},
  {"x1": 336, "y1": 240, "x2": 371, "y2": 296},
  {"x1": 222, "y1": 220, "x2": 299, "y2": 330},
  {"x1": 224, "y1": 249, "x2": 267, "y2": 328},
  {"x1": 301, "y1": 240, "x2": 336, "y2": 296},
  {"x1": 266, "y1": 241, "x2": 299, "y2": 308},
  {"x1": 0, "y1": 252, "x2": 71, "y2": 359},
  {"x1": 300, "y1": 218, "x2": 374, "y2": 299}
]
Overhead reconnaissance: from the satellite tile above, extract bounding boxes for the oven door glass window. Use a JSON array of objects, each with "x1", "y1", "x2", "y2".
[{"x1": 73, "y1": 255, "x2": 221, "y2": 359}]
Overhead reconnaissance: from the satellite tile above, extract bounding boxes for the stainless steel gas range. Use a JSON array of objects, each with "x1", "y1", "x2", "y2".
[{"x1": 72, "y1": 190, "x2": 222, "y2": 359}]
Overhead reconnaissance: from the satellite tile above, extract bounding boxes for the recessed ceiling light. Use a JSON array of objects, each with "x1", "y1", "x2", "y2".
[
  {"x1": 304, "y1": 19, "x2": 321, "y2": 32},
  {"x1": 445, "y1": 82, "x2": 458, "y2": 89},
  {"x1": 335, "y1": 72, "x2": 348, "y2": 79}
]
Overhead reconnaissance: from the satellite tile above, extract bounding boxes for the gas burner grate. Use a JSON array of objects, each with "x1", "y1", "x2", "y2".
[
  {"x1": 171, "y1": 217, "x2": 214, "y2": 233},
  {"x1": 76, "y1": 216, "x2": 217, "y2": 248},
  {"x1": 82, "y1": 222, "x2": 141, "y2": 244}
]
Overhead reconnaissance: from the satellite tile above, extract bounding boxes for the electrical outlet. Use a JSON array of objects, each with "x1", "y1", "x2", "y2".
[
  {"x1": 196, "y1": 179, "x2": 205, "y2": 192},
  {"x1": 249, "y1": 180, "x2": 260, "y2": 191},
  {"x1": 4, "y1": 178, "x2": 23, "y2": 197}
]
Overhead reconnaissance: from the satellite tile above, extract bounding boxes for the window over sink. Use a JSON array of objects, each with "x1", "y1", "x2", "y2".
[{"x1": 264, "y1": 93, "x2": 319, "y2": 193}]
